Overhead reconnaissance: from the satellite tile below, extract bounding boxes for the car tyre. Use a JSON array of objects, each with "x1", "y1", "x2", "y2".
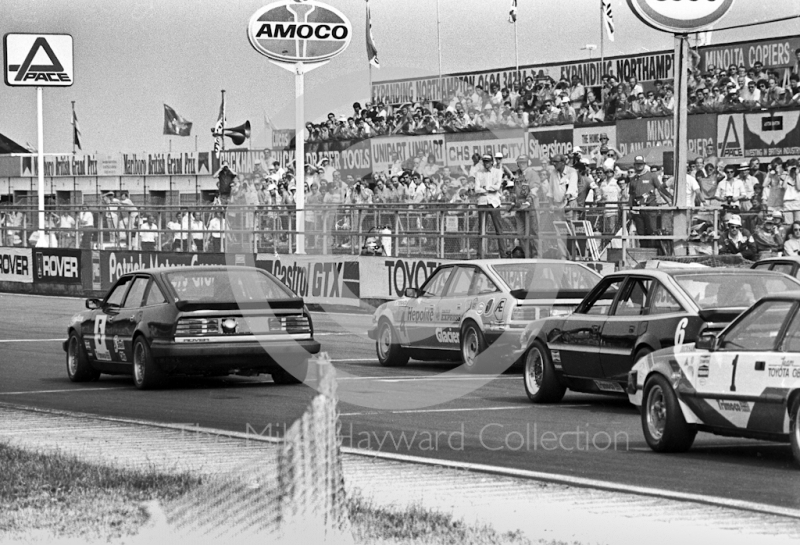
[
  {"x1": 460, "y1": 321, "x2": 488, "y2": 374},
  {"x1": 272, "y1": 359, "x2": 309, "y2": 385},
  {"x1": 132, "y1": 336, "x2": 165, "y2": 390},
  {"x1": 66, "y1": 332, "x2": 100, "y2": 382},
  {"x1": 523, "y1": 340, "x2": 566, "y2": 403},
  {"x1": 376, "y1": 320, "x2": 409, "y2": 367},
  {"x1": 642, "y1": 374, "x2": 696, "y2": 453},
  {"x1": 790, "y1": 397, "x2": 800, "y2": 467}
]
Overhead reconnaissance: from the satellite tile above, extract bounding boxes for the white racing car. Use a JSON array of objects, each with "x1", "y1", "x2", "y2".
[
  {"x1": 627, "y1": 292, "x2": 800, "y2": 465},
  {"x1": 367, "y1": 259, "x2": 602, "y2": 372}
]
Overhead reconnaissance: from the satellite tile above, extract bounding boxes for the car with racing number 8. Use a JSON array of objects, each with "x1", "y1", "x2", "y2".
[
  {"x1": 64, "y1": 266, "x2": 320, "y2": 389},
  {"x1": 628, "y1": 291, "x2": 800, "y2": 465},
  {"x1": 367, "y1": 259, "x2": 602, "y2": 373}
]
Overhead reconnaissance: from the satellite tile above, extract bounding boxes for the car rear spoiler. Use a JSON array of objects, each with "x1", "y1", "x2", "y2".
[
  {"x1": 509, "y1": 288, "x2": 592, "y2": 301},
  {"x1": 698, "y1": 307, "x2": 746, "y2": 331},
  {"x1": 175, "y1": 298, "x2": 305, "y2": 312}
]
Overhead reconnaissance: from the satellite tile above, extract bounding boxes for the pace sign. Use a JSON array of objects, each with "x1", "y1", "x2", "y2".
[
  {"x1": 4, "y1": 33, "x2": 74, "y2": 87},
  {"x1": 247, "y1": 0, "x2": 352, "y2": 64},
  {"x1": 627, "y1": 0, "x2": 735, "y2": 34}
]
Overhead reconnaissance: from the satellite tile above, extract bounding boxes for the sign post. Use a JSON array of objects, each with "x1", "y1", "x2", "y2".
[
  {"x1": 4, "y1": 33, "x2": 74, "y2": 244},
  {"x1": 627, "y1": 0, "x2": 734, "y2": 250},
  {"x1": 248, "y1": 1, "x2": 352, "y2": 255}
]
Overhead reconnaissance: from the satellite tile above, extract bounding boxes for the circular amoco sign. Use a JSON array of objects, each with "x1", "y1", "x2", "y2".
[
  {"x1": 627, "y1": 0, "x2": 735, "y2": 34},
  {"x1": 248, "y1": 0, "x2": 352, "y2": 64}
]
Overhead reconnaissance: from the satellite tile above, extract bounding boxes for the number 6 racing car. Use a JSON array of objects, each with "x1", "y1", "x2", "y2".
[{"x1": 627, "y1": 292, "x2": 800, "y2": 465}]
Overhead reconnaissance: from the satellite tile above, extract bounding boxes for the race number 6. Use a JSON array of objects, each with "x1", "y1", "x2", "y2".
[
  {"x1": 674, "y1": 317, "x2": 689, "y2": 347},
  {"x1": 94, "y1": 315, "x2": 108, "y2": 348}
]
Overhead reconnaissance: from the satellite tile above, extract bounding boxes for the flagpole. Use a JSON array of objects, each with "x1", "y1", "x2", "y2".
[
  {"x1": 220, "y1": 89, "x2": 226, "y2": 153},
  {"x1": 71, "y1": 101, "x2": 76, "y2": 155},
  {"x1": 436, "y1": 0, "x2": 442, "y2": 100},
  {"x1": 600, "y1": 0, "x2": 604, "y2": 75},
  {"x1": 514, "y1": 16, "x2": 519, "y2": 81}
]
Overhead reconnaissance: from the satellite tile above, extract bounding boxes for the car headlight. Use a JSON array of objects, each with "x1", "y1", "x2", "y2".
[{"x1": 626, "y1": 371, "x2": 638, "y2": 395}]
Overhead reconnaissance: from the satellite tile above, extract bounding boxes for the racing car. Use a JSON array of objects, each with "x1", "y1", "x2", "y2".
[
  {"x1": 752, "y1": 256, "x2": 800, "y2": 279},
  {"x1": 628, "y1": 292, "x2": 800, "y2": 465},
  {"x1": 64, "y1": 266, "x2": 320, "y2": 389},
  {"x1": 516, "y1": 268, "x2": 800, "y2": 403},
  {"x1": 367, "y1": 259, "x2": 602, "y2": 372}
]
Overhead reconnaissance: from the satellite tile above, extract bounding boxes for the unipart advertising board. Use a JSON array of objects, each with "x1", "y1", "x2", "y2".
[{"x1": 370, "y1": 134, "x2": 446, "y2": 173}]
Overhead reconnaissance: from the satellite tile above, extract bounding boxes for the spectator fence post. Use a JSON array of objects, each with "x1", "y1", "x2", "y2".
[
  {"x1": 712, "y1": 209, "x2": 719, "y2": 256},
  {"x1": 621, "y1": 207, "x2": 628, "y2": 265},
  {"x1": 438, "y1": 209, "x2": 445, "y2": 259}
]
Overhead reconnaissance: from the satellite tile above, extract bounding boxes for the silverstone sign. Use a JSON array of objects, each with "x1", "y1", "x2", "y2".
[
  {"x1": 627, "y1": 0, "x2": 735, "y2": 34},
  {"x1": 4, "y1": 34, "x2": 73, "y2": 87},
  {"x1": 247, "y1": 0, "x2": 352, "y2": 64}
]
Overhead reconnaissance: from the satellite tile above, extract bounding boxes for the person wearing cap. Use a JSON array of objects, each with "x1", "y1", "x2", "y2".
[
  {"x1": 735, "y1": 161, "x2": 759, "y2": 212},
  {"x1": 557, "y1": 96, "x2": 576, "y2": 124},
  {"x1": 719, "y1": 214, "x2": 757, "y2": 260},
  {"x1": 317, "y1": 157, "x2": 335, "y2": 183},
  {"x1": 628, "y1": 155, "x2": 669, "y2": 249},
  {"x1": 714, "y1": 163, "x2": 751, "y2": 209},
  {"x1": 100, "y1": 191, "x2": 120, "y2": 247},
  {"x1": 474, "y1": 153, "x2": 508, "y2": 257},
  {"x1": 753, "y1": 210, "x2": 785, "y2": 256}
]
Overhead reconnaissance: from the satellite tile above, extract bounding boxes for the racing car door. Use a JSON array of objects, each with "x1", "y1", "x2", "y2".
[
  {"x1": 698, "y1": 299, "x2": 797, "y2": 432},
  {"x1": 85, "y1": 276, "x2": 133, "y2": 364},
  {"x1": 105, "y1": 275, "x2": 150, "y2": 363},
  {"x1": 398, "y1": 266, "x2": 453, "y2": 347},
  {"x1": 432, "y1": 265, "x2": 496, "y2": 349},
  {"x1": 599, "y1": 277, "x2": 655, "y2": 382},
  {"x1": 552, "y1": 276, "x2": 624, "y2": 379}
]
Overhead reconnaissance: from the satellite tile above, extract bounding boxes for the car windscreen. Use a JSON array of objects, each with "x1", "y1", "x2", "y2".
[
  {"x1": 491, "y1": 263, "x2": 600, "y2": 294},
  {"x1": 165, "y1": 270, "x2": 294, "y2": 302},
  {"x1": 675, "y1": 272, "x2": 800, "y2": 310}
]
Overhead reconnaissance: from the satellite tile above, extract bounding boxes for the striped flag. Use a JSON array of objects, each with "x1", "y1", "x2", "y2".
[
  {"x1": 508, "y1": 0, "x2": 517, "y2": 23},
  {"x1": 163, "y1": 104, "x2": 192, "y2": 136},
  {"x1": 366, "y1": 0, "x2": 380, "y2": 68},
  {"x1": 602, "y1": 0, "x2": 615, "y2": 42},
  {"x1": 213, "y1": 94, "x2": 226, "y2": 157},
  {"x1": 72, "y1": 109, "x2": 82, "y2": 150}
]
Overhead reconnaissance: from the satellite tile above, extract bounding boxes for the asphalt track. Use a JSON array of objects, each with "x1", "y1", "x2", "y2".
[{"x1": 2, "y1": 292, "x2": 800, "y2": 511}]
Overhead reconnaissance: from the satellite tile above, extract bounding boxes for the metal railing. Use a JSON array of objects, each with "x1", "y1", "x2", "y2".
[{"x1": 0, "y1": 203, "x2": 757, "y2": 262}]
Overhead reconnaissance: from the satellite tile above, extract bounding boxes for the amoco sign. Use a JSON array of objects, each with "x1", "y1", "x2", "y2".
[
  {"x1": 247, "y1": 0, "x2": 352, "y2": 64},
  {"x1": 627, "y1": 0, "x2": 735, "y2": 34}
]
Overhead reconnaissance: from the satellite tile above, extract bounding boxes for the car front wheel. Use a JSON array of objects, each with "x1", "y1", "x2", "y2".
[
  {"x1": 132, "y1": 337, "x2": 165, "y2": 390},
  {"x1": 523, "y1": 341, "x2": 565, "y2": 403},
  {"x1": 790, "y1": 397, "x2": 800, "y2": 467},
  {"x1": 66, "y1": 332, "x2": 100, "y2": 382},
  {"x1": 376, "y1": 320, "x2": 409, "y2": 367},
  {"x1": 642, "y1": 374, "x2": 696, "y2": 453}
]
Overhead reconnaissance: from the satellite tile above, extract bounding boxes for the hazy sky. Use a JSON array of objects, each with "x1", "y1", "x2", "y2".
[{"x1": 1, "y1": 0, "x2": 798, "y2": 154}]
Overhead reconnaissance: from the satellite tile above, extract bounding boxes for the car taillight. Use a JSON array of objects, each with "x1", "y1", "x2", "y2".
[
  {"x1": 550, "y1": 305, "x2": 575, "y2": 317},
  {"x1": 269, "y1": 314, "x2": 312, "y2": 334},
  {"x1": 511, "y1": 306, "x2": 539, "y2": 321},
  {"x1": 175, "y1": 318, "x2": 219, "y2": 335}
]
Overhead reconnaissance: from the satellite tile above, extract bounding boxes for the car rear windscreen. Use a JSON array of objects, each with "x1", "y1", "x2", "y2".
[
  {"x1": 166, "y1": 270, "x2": 294, "y2": 302},
  {"x1": 675, "y1": 272, "x2": 800, "y2": 309},
  {"x1": 491, "y1": 263, "x2": 600, "y2": 292}
]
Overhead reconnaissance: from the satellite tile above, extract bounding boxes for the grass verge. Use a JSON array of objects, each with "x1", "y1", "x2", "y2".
[{"x1": 0, "y1": 442, "x2": 572, "y2": 544}]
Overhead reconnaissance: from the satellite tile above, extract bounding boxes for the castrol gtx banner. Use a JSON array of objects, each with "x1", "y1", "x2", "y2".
[
  {"x1": 255, "y1": 254, "x2": 360, "y2": 307},
  {"x1": 0, "y1": 247, "x2": 33, "y2": 283}
]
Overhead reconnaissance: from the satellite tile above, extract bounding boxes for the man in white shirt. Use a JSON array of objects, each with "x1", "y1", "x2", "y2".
[
  {"x1": 191, "y1": 212, "x2": 205, "y2": 252},
  {"x1": 474, "y1": 153, "x2": 507, "y2": 257},
  {"x1": 166, "y1": 212, "x2": 182, "y2": 252},
  {"x1": 78, "y1": 205, "x2": 94, "y2": 249},
  {"x1": 714, "y1": 164, "x2": 750, "y2": 209},
  {"x1": 139, "y1": 214, "x2": 158, "y2": 252},
  {"x1": 58, "y1": 209, "x2": 76, "y2": 249},
  {"x1": 207, "y1": 210, "x2": 227, "y2": 253}
]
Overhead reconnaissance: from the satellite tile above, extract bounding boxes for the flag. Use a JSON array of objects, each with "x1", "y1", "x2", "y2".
[
  {"x1": 163, "y1": 104, "x2": 192, "y2": 136},
  {"x1": 72, "y1": 110, "x2": 82, "y2": 150},
  {"x1": 366, "y1": 0, "x2": 380, "y2": 68},
  {"x1": 508, "y1": 0, "x2": 517, "y2": 23},
  {"x1": 602, "y1": 0, "x2": 615, "y2": 42},
  {"x1": 213, "y1": 94, "x2": 226, "y2": 156},
  {"x1": 697, "y1": 26, "x2": 714, "y2": 47}
]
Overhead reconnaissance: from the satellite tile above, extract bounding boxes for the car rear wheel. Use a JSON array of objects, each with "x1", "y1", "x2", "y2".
[
  {"x1": 460, "y1": 322, "x2": 487, "y2": 374},
  {"x1": 376, "y1": 320, "x2": 409, "y2": 367},
  {"x1": 132, "y1": 337, "x2": 165, "y2": 390},
  {"x1": 272, "y1": 360, "x2": 309, "y2": 385},
  {"x1": 66, "y1": 332, "x2": 100, "y2": 382},
  {"x1": 523, "y1": 341, "x2": 566, "y2": 403},
  {"x1": 790, "y1": 396, "x2": 800, "y2": 467},
  {"x1": 642, "y1": 374, "x2": 696, "y2": 453}
]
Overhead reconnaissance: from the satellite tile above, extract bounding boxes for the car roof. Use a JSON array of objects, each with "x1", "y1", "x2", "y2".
[
  {"x1": 607, "y1": 267, "x2": 790, "y2": 281},
  {"x1": 442, "y1": 259, "x2": 598, "y2": 268},
  {"x1": 754, "y1": 257, "x2": 800, "y2": 265},
  {"x1": 121, "y1": 265, "x2": 261, "y2": 277},
  {"x1": 759, "y1": 290, "x2": 800, "y2": 302}
]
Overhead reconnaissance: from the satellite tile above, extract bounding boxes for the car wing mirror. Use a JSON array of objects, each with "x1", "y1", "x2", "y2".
[
  {"x1": 85, "y1": 298, "x2": 102, "y2": 310},
  {"x1": 695, "y1": 331, "x2": 718, "y2": 351},
  {"x1": 404, "y1": 288, "x2": 421, "y2": 298}
]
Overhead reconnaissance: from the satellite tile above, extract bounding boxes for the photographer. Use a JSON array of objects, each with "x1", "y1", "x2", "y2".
[
  {"x1": 714, "y1": 163, "x2": 751, "y2": 213},
  {"x1": 719, "y1": 214, "x2": 757, "y2": 260}
]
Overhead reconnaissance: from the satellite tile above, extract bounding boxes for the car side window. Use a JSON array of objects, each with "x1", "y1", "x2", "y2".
[
  {"x1": 446, "y1": 267, "x2": 476, "y2": 297},
  {"x1": 721, "y1": 300, "x2": 795, "y2": 352},
  {"x1": 105, "y1": 277, "x2": 133, "y2": 307},
  {"x1": 580, "y1": 278, "x2": 624, "y2": 316},
  {"x1": 612, "y1": 278, "x2": 653, "y2": 317},
  {"x1": 649, "y1": 283, "x2": 682, "y2": 315},
  {"x1": 144, "y1": 281, "x2": 167, "y2": 306},
  {"x1": 780, "y1": 309, "x2": 800, "y2": 352},
  {"x1": 468, "y1": 270, "x2": 499, "y2": 296},
  {"x1": 751, "y1": 264, "x2": 772, "y2": 272},
  {"x1": 420, "y1": 268, "x2": 451, "y2": 298},
  {"x1": 771, "y1": 263, "x2": 794, "y2": 276},
  {"x1": 122, "y1": 277, "x2": 150, "y2": 309}
]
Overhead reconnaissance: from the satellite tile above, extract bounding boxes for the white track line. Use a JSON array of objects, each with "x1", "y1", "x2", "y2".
[
  {"x1": 1, "y1": 401, "x2": 797, "y2": 521},
  {"x1": 340, "y1": 403, "x2": 589, "y2": 416},
  {"x1": 0, "y1": 338, "x2": 63, "y2": 343},
  {"x1": 0, "y1": 387, "x2": 129, "y2": 395}
]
